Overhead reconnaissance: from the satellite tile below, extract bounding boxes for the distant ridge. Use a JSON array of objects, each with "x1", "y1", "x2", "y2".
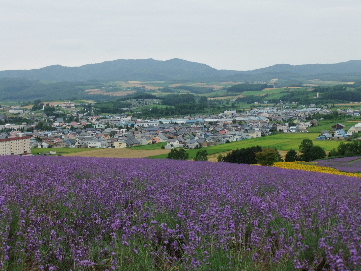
[{"x1": 0, "y1": 58, "x2": 360, "y2": 82}]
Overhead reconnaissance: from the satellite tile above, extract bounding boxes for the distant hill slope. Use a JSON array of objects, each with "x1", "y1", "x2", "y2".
[
  {"x1": 225, "y1": 60, "x2": 361, "y2": 82},
  {"x1": 0, "y1": 58, "x2": 236, "y2": 82},
  {"x1": 0, "y1": 59, "x2": 360, "y2": 82}
]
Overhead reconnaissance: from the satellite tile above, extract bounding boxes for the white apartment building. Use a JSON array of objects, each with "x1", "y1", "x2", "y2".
[{"x1": 0, "y1": 136, "x2": 31, "y2": 156}]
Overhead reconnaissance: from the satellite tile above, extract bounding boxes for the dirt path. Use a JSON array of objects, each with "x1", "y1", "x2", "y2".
[{"x1": 64, "y1": 148, "x2": 170, "y2": 158}]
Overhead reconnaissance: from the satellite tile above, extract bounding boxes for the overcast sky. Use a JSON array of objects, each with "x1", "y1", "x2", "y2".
[{"x1": 1, "y1": 0, "x2": 360, "y2": 71}]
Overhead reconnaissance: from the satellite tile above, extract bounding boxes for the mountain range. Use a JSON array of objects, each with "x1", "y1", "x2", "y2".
[{"x1": 0, "y1": 58, "x2": 360, "y2": 82}]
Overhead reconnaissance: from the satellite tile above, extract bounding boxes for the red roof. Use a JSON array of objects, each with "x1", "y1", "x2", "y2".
[{"x1": 0, "y1": 136, "x2": 32, "y2": 143}]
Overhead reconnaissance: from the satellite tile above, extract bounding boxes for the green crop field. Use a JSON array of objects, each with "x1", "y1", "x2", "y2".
[
  {"x1": 308, "y1": 118, "x2": 358, "y2": 133},
  {"x1": 130, "y1": 142, "x2": 166, "y2": 150},
  {"x1": 205, "y1": 133, "x2": 340, "y2": 151},
  {"x1": 240, "y1": 88, "x2": 285, "y2": 96}
]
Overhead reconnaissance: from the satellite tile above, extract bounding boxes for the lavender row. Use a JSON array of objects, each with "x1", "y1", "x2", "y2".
[
  {"x1": 317, "y1": 156, "x2": 361, "y2": 173},
  {"x1": 318, "y1": 156, "x2": 361, "y2": 164},
  {"x1": 1, "y1": 156, "x2": 361, "y2": 270}
]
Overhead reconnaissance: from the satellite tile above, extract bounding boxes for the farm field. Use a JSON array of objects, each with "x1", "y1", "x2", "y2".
[
  {"x1": 63, "y1": 148, "x2": 170, "y2": 158},
  {"x1": 274, "y1": 161, "x2": 361, "y2": 178},
  {"x1": 31, "y1": 147, "x2": 95, "y2": 156},
  {"x1": 315, "y1": 156, "x2": 361, "y2": 173},
  {"x1": 1, "y1": 156, "x2": 361, "y2": 270},
  {"x1": 150, "y1": 133, "x2": 341, "y2": 160},
  {"x1": 130, "y1": 142, "x2": 167, "y2": 150},
  {"x1": 203, "y1": 133, "x2": 339, "y2": 151},
  {"x1": 307, "y1": 119, "x2": 358, "y2": 133}
]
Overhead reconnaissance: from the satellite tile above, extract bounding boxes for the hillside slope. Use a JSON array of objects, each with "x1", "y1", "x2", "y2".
[{"x1": 0, "y1": 59, "x2": 360, "y2": 82}]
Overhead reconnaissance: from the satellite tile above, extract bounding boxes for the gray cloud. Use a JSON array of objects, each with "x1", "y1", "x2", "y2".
[{"x1": 1, "y1": 0, "x2": 360, "y2": 71}]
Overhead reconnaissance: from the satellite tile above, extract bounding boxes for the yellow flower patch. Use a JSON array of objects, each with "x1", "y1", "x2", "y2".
[{"x1": 273, "y1": 162, "x2": 361, "y2": 178}]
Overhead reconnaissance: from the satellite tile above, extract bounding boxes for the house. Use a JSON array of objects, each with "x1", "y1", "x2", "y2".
[
  {"x1": 52, "y1": 138, "x2": 67, "y2": 148},
  {"x1": 184, "y1": 139, "x2": 199, "y2": 149},
  {"x1": 114, "y1": 141, "x2": 127, "y2": 148},
  {"x1": 348, "y1": 123, "x2": 361, "y2": 134},
  {"x1": 85, "y1": 138, "x2": 108, "y2": 148},
  {"x1": 248, "y1": 129, "x2": 262, "y2": 138},
  {"x1": 0, "y1": 136, "x2": 31, "y2": 155},
  {"x1": 332, "y1": 129, "x2": 348, "y2": 140},
  {"x1": 316, "y1": 132, "x2": 332, "y2": 140},
  {"x1": 332, "y1": 123, "x2": 345, "y2": 130},
  {"x1": 165, "y1": 139, "x2": 184, "y2": 149},
  {"x1": 139, "y1": 136, "x2": 152, "y2": 145},
  {"x1": 64, "y1": 138, "x2": 76, "y2": 147},
  {"x1": 126, "y1": 136, "x2": 140, "y2": 147}
]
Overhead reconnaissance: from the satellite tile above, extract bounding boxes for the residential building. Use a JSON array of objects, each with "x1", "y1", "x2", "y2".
[{"x1": 0, "y1": 136, "x2": 31, "y2": 156}]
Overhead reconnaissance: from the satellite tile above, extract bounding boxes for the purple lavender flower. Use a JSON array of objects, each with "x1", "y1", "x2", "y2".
[{"x1": 1, "y1": 156, "x2": 361, "y2": 270}]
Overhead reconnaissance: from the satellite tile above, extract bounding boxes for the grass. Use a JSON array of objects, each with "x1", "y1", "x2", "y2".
[
  {"x1": 201, "y1": 89, "x2": 229, "y2": 97},
  {"x1": 240, "y1": 88, "x2": 285, "y2": 96},
  {"x1": 307, "y1": 118, "x2": 357, "y2": 133},
  {"x1": 130, "y1": 142, "x2": 166, "y2": 150}
]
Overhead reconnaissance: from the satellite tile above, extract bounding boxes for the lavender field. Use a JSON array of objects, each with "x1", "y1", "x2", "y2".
[
  {"x1": 316, "y1": 156, "x2": 361, "y2": 173},
  {"x1": 1, "y1": 156, "x2": 361, "y2": 270}
]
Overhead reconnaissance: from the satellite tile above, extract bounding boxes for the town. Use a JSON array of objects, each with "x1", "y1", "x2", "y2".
[{"x1": 1, "y1": 100, "x2": 361, "y2": 156}]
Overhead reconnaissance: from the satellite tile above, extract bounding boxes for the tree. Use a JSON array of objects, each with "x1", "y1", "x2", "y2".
[
  {"x1": 31, "y1": 100, "x2": 43, "y2": 111},
  {"x1": 194, "y1": 150, "x2": 208, "y2": 161},
  {"x1": 167, "y1": 148, "x2": 189, "y2": 160},
  {"x1": 299, "y1": 139, "x2": 326, "y2": 161},
  {"x1": 221, "y1": 146, "x2": 262, "y2": 164},
  {"x1": 35, "y1": 121, "x2": 55, "y2": 131},
  {"x1": 305, "y1": 146, "x2": 327, "y2": 161},
  {"x1": 43, "y1": 105, "x2": 56, "y2": 116},
  {"x1": 285, "y1": 149, "x2": 298, "y2": 162},
  {"x1": 256, "y1": 148, "x2": 282, "y2": 166},
  {"x1": 299, "y1": 139, "x2": 313, "y2": 154},
  {"x1": 109, "y1": 131, "x2": 117, "y2": 138}
]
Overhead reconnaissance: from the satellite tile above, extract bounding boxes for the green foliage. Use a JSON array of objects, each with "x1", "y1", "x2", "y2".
[
  {"x1": 31, "y1": 99, "x2": 43, "y2": 111},
  {"x1": 130, "y1": 142, "x2": 167, "y2": 150},
  {"x1": 172, "y1": 85, "x2": 215, "y2": 94},
  {"x1": 299, "y1": 139, "x2": 314, "y2": 154},
  {"x1": 305, "y1": 146, "x2": 327, "y2": 161},
  {"x1": 35, "y1": 121, "x2": 56, "y2": 131},
  {"x1": 316, "y1": 85, "x2": 361, "y2": 102},
  {"x1": 285, "y1": 149, "x2": 298, "y2": 162},
  {"x1": 0, "y1": 78, "x2": 107, "y2": 102},
  {"x1": 236, "y1": 95, "x2": 264, "y2": 104},
  {"x1": 167, "y1": 148, "x2": 189, "y2": 160},
  {"x1": 194, "y1": 150, "x2": 208, "y2": 161},
  {"x1": 5, "y1": 116, "x2": 34, "y2": 125},
  {"x1": 43, "y1": 105, "x2": 56, "y2": 116},
  {"x1": 94, "y1": 92, "x2": 210, "y2": 116},
  {"x1": 256, "y1": 148, "x2": 282, "y2": 166},
  {"x1": 162, "y1": 93, "x2": 196, "y2": 106},
  {"x1": 220, "y1": 146, "x2": 262, "y2": 164},
  {"x1": 329, "y1": 141, "x2": 361, "y2": 157},
  {"x1": 228, "y1": 83, "x2": 271, "y2": 93},
  {"x1": 299, "y1": 139, "x2": 326, "y2": 161}
]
